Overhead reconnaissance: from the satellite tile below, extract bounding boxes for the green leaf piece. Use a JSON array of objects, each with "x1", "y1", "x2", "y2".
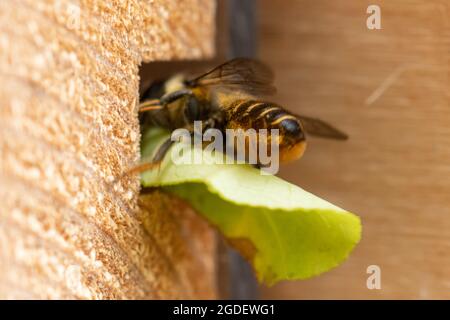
[{"x1": 140, "y1": 128, "x2": 361, "y2": 285}]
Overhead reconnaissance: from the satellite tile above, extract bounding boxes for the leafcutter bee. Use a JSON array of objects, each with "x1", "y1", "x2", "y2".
[{"x1": 133, "y1": 58, "x2": 347, "y2": 174}]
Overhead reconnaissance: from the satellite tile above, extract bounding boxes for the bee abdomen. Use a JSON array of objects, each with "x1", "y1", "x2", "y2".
[
  {"x1": 228, "y1": 100, "x2": 277, "y2": 123},
  {"x1": 229, "y1": 100, "x2": 302, "y2": 133},
  {"x1": 226, "y1": 99, "x2": 307, "y2": 163}
]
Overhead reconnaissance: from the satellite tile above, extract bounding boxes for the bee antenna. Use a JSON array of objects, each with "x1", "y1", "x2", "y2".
[{"x1": 138, "y1": 99, "x2": 163, "y2": 113}]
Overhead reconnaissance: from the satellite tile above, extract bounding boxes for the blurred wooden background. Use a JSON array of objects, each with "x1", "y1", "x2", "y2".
[{"x1": 257, "y1": 0, "x2": 450, "y2": 299}]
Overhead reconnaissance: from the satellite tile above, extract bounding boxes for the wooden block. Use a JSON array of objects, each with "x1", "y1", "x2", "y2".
[{"x1": 0, "y1": 0, "x2": 217, "y2": 299}]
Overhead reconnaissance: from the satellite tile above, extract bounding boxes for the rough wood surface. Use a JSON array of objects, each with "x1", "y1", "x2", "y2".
[
  {"x1": 259, "y1": 0, "x2": 449, "y2": 299},
  {"x1": 0, "y1": 0, "x2": 216, "y2": 299}
]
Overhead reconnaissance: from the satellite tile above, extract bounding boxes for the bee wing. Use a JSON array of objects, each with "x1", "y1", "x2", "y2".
[
  {"x1": 186, "y1": 58, "x2": 277, "y2": 96},
  {"x1": 297, "y1": 115, "x2": 348, "y2": 140}
]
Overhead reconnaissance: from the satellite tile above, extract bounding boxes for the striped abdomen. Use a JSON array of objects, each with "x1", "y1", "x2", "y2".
[{"x1": 226, "y1": 100, "x2": 307, "y2": 163}]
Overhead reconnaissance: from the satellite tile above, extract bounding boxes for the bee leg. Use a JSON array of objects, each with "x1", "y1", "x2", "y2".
[
  {"x1": 152, "y1": 138, "x2": 175, "y2": 163},
  {"x1": 122, "y1": 160, "x2": 162, "y2": 178},
  {"x1": 119, "y1": 138, "x2": 174, "y2": 179},
  {"x1": 202, "y1": 110, "x2": 225, "y2": 130},
  {"x1": 203, "y1": 118, "x2": 216, "y2": 130}
]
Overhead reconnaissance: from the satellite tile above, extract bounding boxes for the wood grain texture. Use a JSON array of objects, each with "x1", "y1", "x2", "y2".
[
  {"x1": 258, "y1": 0, "x2": 450, "y2": 299},
  {"x1": 0, "y1": 0, "x2": 217, "y2": 299}
]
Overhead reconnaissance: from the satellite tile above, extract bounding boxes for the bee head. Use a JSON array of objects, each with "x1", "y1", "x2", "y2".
[{"x1": 164, "y1": 74, "x2": 187, "y2": 93}]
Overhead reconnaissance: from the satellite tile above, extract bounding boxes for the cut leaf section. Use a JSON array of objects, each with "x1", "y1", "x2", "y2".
[{"x1": 141, "y1": 128, "x2": 361, "y2": 285}]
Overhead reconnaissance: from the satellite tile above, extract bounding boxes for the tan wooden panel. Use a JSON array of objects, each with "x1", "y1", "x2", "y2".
[
  {"x1": 0, "y1": 0, "x2": 217, "y2": 299},
  {"x1": 258, "y1": 0, "x2": 450, "y2": 299}
]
